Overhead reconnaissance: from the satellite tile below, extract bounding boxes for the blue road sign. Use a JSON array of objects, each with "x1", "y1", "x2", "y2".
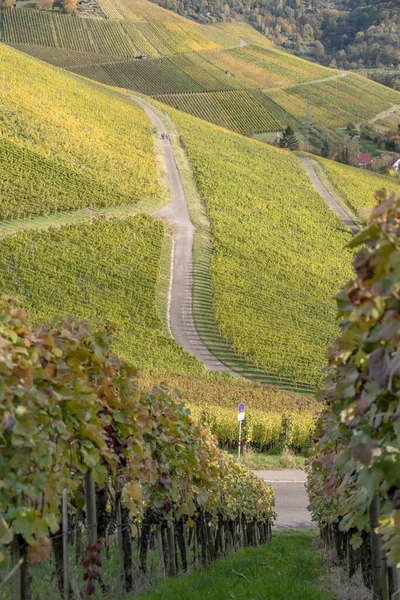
[{"x1": 238, "y1": 402, "x2": 246, "y2": 413}]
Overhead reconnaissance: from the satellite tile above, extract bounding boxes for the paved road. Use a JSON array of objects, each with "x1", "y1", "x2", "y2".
[
  {"x1": 368, "y1": 104, "x2": 400, "y2": 125},
  {"x1": 298, "y1": 156, "x2": 359, "y2": 235},
  {"x1": 131, "y1": 96, "x2": 234, "y2": 373},
  {"x1": 255, "y1": 470, "x2": 314, "y2": 530}
]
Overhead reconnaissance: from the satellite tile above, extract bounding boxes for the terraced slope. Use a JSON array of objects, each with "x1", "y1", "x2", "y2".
[
  {"x1": 1, "y1": 8, "x2": 223, "y2": 58},
  {"x1": 0, "y1": 44, "x2": 160, "y2": 220},
  {"x1": 0, "y1": 46, "x2": 204, "y2": 376},
  {"x1": 160, "y1": 104, "x2": 354, "y2": 386}
]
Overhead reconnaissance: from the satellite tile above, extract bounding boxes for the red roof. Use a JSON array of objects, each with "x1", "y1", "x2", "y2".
[{"x1": 357, "y1": 152, "x2": 372, "y2": 165}]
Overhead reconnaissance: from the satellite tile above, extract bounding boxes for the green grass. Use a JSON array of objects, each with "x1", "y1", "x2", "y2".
[
  {"x1": 139, "y1": 530, "x2": 334, "y2": 600},
  {"x1": 159, "y1": 103, "x2": 353, "y2": 387},
  {"x1": 237, "y1": 443, "x2": 309, "y2": 470}
]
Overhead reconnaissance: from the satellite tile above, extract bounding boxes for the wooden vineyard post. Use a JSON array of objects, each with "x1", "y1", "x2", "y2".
[
  {"x1": 167, "y1": 521, "x2": 177, "y2": 576},
  {"x1": 84, "y1": 471, "x2": 97, "y2": 548},
  {"x1": 193, "y1": 523, "x2": 199, "y2": 568},
  {"x1": 237, "y1": 403, "x2": 245, "y2": 460},
  {"x1": 370, "y1": 497, "x2": 389, "y2": 600},
  {"x1": 12, "y1": 536, "x2": 22, "y2": 600},
  {"x1": 62, "y1": 489, "x2": 70, "y2": 600},
  {"x1": 156, "y1": 525, "x2": 165, "y2": 579},
  {"x1": 116, "y1": 495, "x2": 125, "y2": 588}
]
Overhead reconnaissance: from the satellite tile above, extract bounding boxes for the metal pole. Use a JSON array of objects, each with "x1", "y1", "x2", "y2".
[
  {"x1": 238, "y1": 419, "x2": 242, "y2": 460},
  {"x1": 62, "y1": 489, "x2": 70, "y2": 600}
]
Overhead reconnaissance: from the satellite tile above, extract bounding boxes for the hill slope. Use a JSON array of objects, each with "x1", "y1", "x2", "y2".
[
  {"x1": 2, "y1": 1, "x2": 400, "y2": 137},
  {"x1": 0, "y1": 44, "x2": 161, "y2": 220},
  {"x1": 154, "y1": 102, "x2": 355, "y2": 386}
]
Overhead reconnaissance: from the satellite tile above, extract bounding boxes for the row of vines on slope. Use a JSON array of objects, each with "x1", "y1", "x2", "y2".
[
  {"x1": 0, "y1": 216, "x2": 204, "y2": 376},
  {"x1": 162, "y1": 106, "x2": 354, "y2": 386},
  {"x1": 307, "y1": 193, "x2": 400, "y2": 599},
  {"x1": 142, "y1": 374, "x2": 320, "y2": 450},
  {"x1": 0, "y1": 298, "x2": 275, "y2": 599}
]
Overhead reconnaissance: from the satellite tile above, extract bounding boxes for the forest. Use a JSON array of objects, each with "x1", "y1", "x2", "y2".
[{"x1": 153, "y1": 0, "x2": 400, "y2": 70}]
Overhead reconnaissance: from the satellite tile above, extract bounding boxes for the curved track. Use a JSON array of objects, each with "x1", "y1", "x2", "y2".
[
  {"x1": 132, "y1": 96, "x2": 234, "y2": 373},
  {"x1": 298, "y1": 156, "x2": 359, "y2": 235}
]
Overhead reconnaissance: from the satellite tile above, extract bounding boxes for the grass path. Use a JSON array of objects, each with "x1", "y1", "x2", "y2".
[{"x1": 138, "y1": 530, "x2": 334, "y2": 600}]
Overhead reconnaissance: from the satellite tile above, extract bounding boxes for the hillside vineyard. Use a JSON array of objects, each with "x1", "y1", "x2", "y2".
[{"x1": 1, "y1": 1, "x2": 400, "y2": 598}]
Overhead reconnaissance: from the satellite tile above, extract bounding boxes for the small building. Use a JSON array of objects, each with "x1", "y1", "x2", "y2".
[
  {"x1": 357, "y1": 152, "x2": 372, "y2": 168},
  {"x1": 390, "y1": 157, "x2": 400, "y2": 171}
]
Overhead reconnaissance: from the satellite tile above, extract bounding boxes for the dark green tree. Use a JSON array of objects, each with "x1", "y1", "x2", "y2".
[
  {"x1": 279, "y1": 126, "x2": 299, "y2": 151},
  {"x1": 321, "y1": 139, "x2": 330, "y2": 158}
]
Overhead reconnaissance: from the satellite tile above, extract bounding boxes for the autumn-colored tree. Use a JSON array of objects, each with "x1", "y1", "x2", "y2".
[{"x1": 63, "y1": 0, "x2": 76, "y2": 12}]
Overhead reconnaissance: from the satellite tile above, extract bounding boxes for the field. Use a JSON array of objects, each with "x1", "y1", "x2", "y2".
[
  {"x1": 1, "y1": 9, "x2": 221, "y2": 57},
  {"x1": 265, "y1": 74, "x2": 400, "y2": 128},
  {"x1": 314, "y1": 156, "x2": 400, "y2": 221},
  {"x1": 0, "y1": 216, "x2": 204, "y2": 375},
  {"x1": 3, "y1": 5, "x2": 400, "y2": 136},
  {"x1": 156, "y1": 90, "x2": 297, "y2": 134},
  {"x1": 142, "y1": 373, "x2": 319, "y2": 449},
  {"x1": 0, "y1": 44, "x2": 160, "y2": 220},
  {"x1": 162, "y1": 106, "x2": 354, "y2": 386}
]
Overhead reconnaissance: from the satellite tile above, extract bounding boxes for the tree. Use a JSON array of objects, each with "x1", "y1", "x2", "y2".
[
  {"x1": 321, "y1": 139, "x2": 330, "y2": 158},
  {"x1": 63, "y1": 0, "x2": 76, "y2": 12},
  {"x1": 280, "y1": 125, "x2": 299, "y2": 151}
]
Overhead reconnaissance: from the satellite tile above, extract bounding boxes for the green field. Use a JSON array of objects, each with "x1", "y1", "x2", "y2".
[
  {"x1": 162, "y1": 105, "x2": 353, "y2": 386},
  {"x1": 0, "y1": 216, "x2": 204, "y2": 375},
  {"x1": 265, "y1": 73, "x2": 400, "y2": 128}
]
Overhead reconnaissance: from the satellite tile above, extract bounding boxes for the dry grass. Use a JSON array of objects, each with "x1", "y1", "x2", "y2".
[{"x1": 314, "y1": 538, "x2": 372, "y2": 600}]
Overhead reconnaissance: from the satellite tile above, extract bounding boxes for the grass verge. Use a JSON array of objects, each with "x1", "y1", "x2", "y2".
[
  {"x1": 234, "y1": 443, "x2": 308, "y2": 470},
  {"x1": 139, "y1": 530, "x2": 335, "y2": 600}
]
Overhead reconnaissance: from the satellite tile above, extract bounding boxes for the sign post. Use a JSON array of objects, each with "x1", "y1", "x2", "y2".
[{"x1": 237, "y1": 402, "x2": 245, "y2": 460}]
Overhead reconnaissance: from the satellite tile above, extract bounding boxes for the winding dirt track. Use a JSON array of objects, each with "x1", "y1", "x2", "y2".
[
  {"x1": 297, "y1": 156, "x2": 359, "y2": 235},
  {"x1": 132, "y1": 96, "x2": 234, "y2": 373}
]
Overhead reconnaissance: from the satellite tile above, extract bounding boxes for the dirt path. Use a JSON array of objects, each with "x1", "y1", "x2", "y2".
[
  {"x1": 297, "y1": 156, "x2": 359, "y2": 235},
  {"x1": 254, "y1": 470, "x2": 313, "y2": 530},
  {"x1": 131, "y1": 96, "x2": 234, "y2": 373}
]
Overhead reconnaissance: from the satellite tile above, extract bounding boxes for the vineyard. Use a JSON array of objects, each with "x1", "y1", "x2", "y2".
[
  {"x1": 207, "y1": 45, "x2": 335, "y2": 87},
  {"x1": 141, "y1": 374, "x2": 320, "y2": 450},
  {"x1": 156, "y1": 90, "x2": 297, "y2": 134},
  {"x1": 0, "y1": 44, "x2": 160, "y2": 220},
  {"x1": 314, "y1": 156, "x2": 400, "y2": 222},
  {"x1": 1, "y1": 9, "x2": 221, "y2": 58},
  {"x1": 162, "y1": 106, "x2": 354, "y2": 386},
  {"x1": 0, "y1": 216, "x2": 205, "y2": 376},
  {"x1": 307, "y1": 194, "x2": 400, "y2": 598},
  {"x1": 3, "y1": 5, "x2": 400, "y2": 136},
  {"x1": 0, "y1": 298, "x2": 274, "y2": 598},
  {"x1": 265, "y1": 74, "x2": 400, "y2": 128}
]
